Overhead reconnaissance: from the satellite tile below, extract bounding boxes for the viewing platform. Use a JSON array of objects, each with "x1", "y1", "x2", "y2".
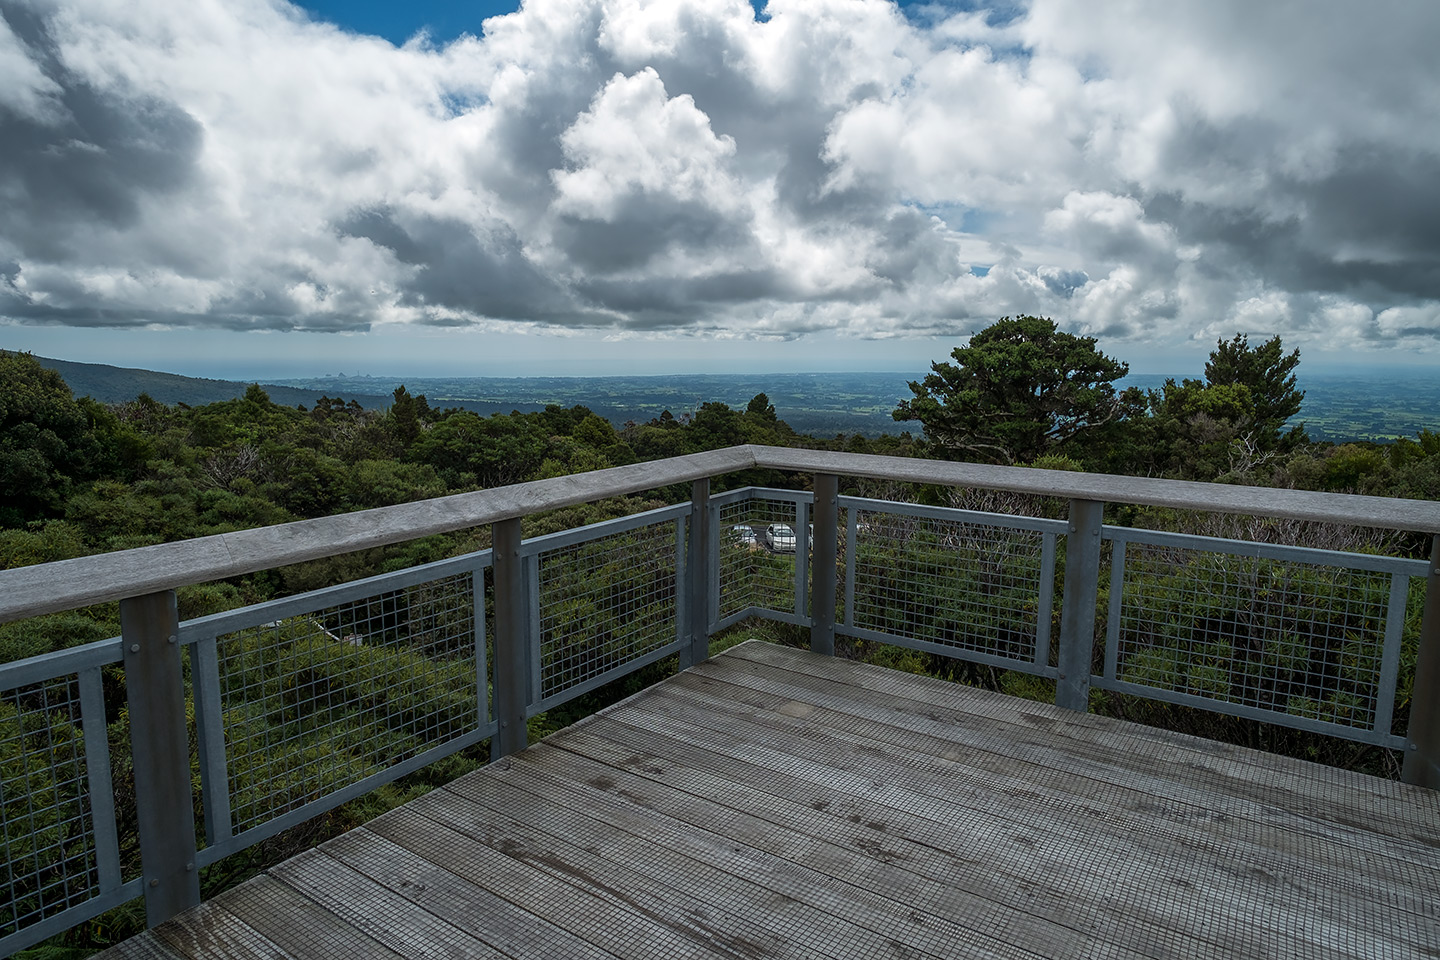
[
  {"x1": 3, "y1": 445, "x2": 1438, "y2": 958},
  {"x1": 104, "y1": 641, "x2": 1439, "y2": 959}
]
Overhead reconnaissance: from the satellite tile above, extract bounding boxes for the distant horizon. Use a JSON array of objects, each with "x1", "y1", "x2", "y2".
[
  {"x1": 30, "y1": 350, "x2": 1440, "y2": 444},
  {"x1": 18, "y1": 344, "x2": 1439, "y2": 386}
]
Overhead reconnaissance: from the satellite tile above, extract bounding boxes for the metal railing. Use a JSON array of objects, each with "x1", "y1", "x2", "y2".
[{"x1": 1, "y1": 445, "x2": 1438, "y2": 955}]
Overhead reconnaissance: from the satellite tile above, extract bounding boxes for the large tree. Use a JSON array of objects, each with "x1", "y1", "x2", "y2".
[
  {"x1": 1204, "y1": 334, "x2": 1306, "y2": 448},
  {"x1": 893, "y1": 316, "x2": 1130, "y2": 464}
]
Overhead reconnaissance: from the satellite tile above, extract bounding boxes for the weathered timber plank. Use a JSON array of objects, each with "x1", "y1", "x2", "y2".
[
  {"x1": 730, "y1": 641, "x2": 1440, "y2": 835},
  {"x1": 13, "y1": 441, "x2": 1437, "y2": 625},
  {"x1": 640, "y1": 667, "x2": 1438, "y2": 951},
  {"x1": 215, "y1": 875, "x2": 406, "y2": 960},
  {"x1": 673, "y1": 660, "x2": 1439, "y2": 916},
  {"x1": 268, "y1": 848, "x2": 509, "y2": 960},
  {"x1": 406, "y1": 783, "x2": 838, "y2": 960},
  {"x1": 566, "y1": 717, "x2": 1347, "y2": 960},
  {"x1": 0, "y1": 447, "x2": 754, "y2": 622},
  {"x1": 492, "y1": 741, "x2": 1129, "y2": 960},
  {"x1": 598, "y1": 693, "x2": 1422, "y2": 959},
  {"x1": 318, "y1": 827, "x2": 621, "y2": 960},
  {"x1": 549, "y1": 719, "x2": 1268, "y2": 960},
  {"x1": 446, "y1": 757, "x2": 983, "y2": 960},
  {"x1": 152, "y1": 900, "x2": 296, "y2": 959},
  {"x1": 706, "y1": 646, "x2": 1440, "y2": 857},
  {"x1": 362, "y1": 803, "x2": 727, "y2": 960},
  {"x1": 753, "y1": 446, "x2": 1440, "y2": 533}
]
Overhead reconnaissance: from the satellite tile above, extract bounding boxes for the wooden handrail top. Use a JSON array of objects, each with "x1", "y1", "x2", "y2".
[{"x1": 2, "y1": 444, "x2": 1437, "y2": 624}]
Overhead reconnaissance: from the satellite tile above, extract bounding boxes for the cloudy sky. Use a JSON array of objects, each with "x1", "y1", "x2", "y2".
[{"x1": 2, "y1": 0, "x2": 1438, "y2": 378}]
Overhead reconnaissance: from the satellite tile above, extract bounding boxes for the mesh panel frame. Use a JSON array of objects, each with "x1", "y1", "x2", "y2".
[
  {"x1": 1110, "y1": 540, "x2": 1396, "y2": 730},
  {"x1": 213, "y1": 571, "x2": 481, "y2": 837},
  {"x1": 847, "y1": 505, "x2": 1052, "y2": 667},
  {"x1": 0, "y1": 676, "x2": 100, "y2": 938},
  {"x1": 533, "y1": 518, "x2": 681, "y2": 704},
  {"x1": 717, "y1": 496, "x2": 803, "y2": 622}
]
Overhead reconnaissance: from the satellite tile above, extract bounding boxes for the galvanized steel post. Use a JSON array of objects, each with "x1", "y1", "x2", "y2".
[
  {"x1": 1403, "y1": 534, "x2": 1440, "y2": 788},
  {"x1": 1056, "y1": 499, "x2": 1103, "y2": 713},
  {"x1": 491, "y1": 517, "x2": 529, "y2": 757},
  {"x1": 810, "y1": 473, "x2": 839, "y2": 656},
  {"x1": 120, "y1": 590, "x2": 201, "y2": 927},
  {"x1": 681, "y1": 478, "x2": 711, "y2": 669}
]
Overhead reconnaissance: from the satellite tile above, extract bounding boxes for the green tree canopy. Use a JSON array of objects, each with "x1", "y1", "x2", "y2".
[
  {"x1": 0, "y1": 351, "x2": 130, "y2": 525},
  {"x1": 1204, "y1": 334, "x2": 1306, "y2": 450},
  {"x1": 893, "y1": 316, "x2": 1130, "y2": 464}
]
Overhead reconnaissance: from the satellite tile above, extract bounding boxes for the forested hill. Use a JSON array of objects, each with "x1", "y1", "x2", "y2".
[{"x1": 31, "y1": 355, "x2": 393, "y2": 410}]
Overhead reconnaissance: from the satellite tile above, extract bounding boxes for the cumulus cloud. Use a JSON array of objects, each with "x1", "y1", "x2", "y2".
[{"x1": 1, "y1": 0, "x2": 1439, "y2": 357}]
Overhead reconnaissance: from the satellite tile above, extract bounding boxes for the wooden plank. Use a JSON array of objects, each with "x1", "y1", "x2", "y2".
[
  {"x1": 730, "y1": 641, "x2": 1440, "y2": 829},
  {"x1": 152, "y1": 900, "x2": 297, "y2": 960},
  {"x1": 649, "y1": 669, "x2": 1440, "y2": 941},
  {"x1": 487, "y1": 742, "x2": 1130, "y2": 960},
  {"x1": 362, "y1": 802, "x2": 727, "y2": 960},
  {"x1": 756, "y1": 446, "x2": 1440, "y2": 533},
  {"x1": 0, "y1": 447, "x2": 753, "y2": 622},
  {"x1": 404, "y1": 783, "x2": 840, "y2": 960},
  {"x1": 546, "y1": 721, "x2": 1279, "y2": 960},
  {"x1": 446, "y1": 758, "x2": 998, "y2": 960},
  {"x1": 212, "y1": 875, "x2": 406, "y2": 960},
  {"x1": 708, "y1": 645, "x2": 1440, "y2": 856},
  {"x1": 10, "y1": 441, "x2": 1439, "y2": 625},
  {"x1": 268, "y1": 848, "x2": 510, "y2": 959},
  {"x1": 318, "y1": 827, "x2": 621, "y2": 960},
  {"x1": 678, "y1": 657, "x2": 1440, "y2": 896},
  {"x1": 593, "y1": 692, "x2": 1428, "y2": 958},
  {"x1": 646, "y1": 664, "x2": 1440, "y2": 933}
]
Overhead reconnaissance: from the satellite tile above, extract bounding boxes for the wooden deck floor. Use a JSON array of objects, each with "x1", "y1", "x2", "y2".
[{"x1": 105, "y1": 641, "x2": 1439, "y2": 960}]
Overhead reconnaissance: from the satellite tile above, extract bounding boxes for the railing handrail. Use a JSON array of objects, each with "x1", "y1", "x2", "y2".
[
  {"x1": 751, "y1": 447, "x2": 1440, "y2": 533},
  {"x1": 4, "y1": 443, "x2": 1439, "y2": 624},
  {"x1": 0, "y1": 446, "x2": 751, "y2": 623}
]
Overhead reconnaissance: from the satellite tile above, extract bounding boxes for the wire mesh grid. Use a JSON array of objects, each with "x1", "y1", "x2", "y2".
[
  {"x1": 1111, "y1": 541, "x2": 1396, "y2": 728},
  {"x1": 849, "y1": 507, "x2": 1047, "y2": 664},
  {"x1": 213, "y1": 571, "x2": 481, "y2": 836},
  {"x1": 0, "y1": 676, "x2": 99, "y2": 939},
  {"x1": 717, "y1": 497, "x2": 800, "y2": 621},
  {"x1": 535, "y1": 520, "x2": 678, "y2": 702}
]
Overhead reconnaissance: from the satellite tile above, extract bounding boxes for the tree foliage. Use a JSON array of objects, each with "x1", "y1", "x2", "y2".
[
  {"x1": 893, "y1": 316, "x2": 1131, "y2": 464},
  {"x1": 1205, "y1": 334, "x2": 1304, "y2": 425}
]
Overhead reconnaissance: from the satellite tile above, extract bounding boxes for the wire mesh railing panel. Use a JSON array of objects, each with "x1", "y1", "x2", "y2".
[
  {"x1": 212, "y1": 571, "x2": 482, "y2": 837},
  {"x1": 848, "y1": 506, "x2": 1051, "y2": 668},
  {"x1": 534, "y1": 519, "x2": 679, "y2": 705},
  {"x1": 1110, "y1": 541, "x2": 1397, "y2": 731},
  {"x1": 1, "y1": 675, "x2": 101, "y2": 941},
  {"x1": 716, "y1": 496, "x2": 801, "y2": 621}
]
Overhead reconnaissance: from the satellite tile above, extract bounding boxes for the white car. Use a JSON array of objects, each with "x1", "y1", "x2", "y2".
[
  {"x1": 728, "y1": 525, "x2": 762, "y2": 550},
  {"x1": 765, "y1": 523, "x2": 797, "y2": 553}
]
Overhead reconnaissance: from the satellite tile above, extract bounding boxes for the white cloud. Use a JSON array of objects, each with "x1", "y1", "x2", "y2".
[
  {"x1": 0, "y1": 0, "x2": 1438, "y2": 361},
  {"x1": 552, "y1": 69, "x2": 739, "y2": 221}
]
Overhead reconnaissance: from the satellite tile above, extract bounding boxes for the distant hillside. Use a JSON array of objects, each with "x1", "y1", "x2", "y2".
[{"x1": 29, "y1": 355, "x2": 394, "y2": 409}]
